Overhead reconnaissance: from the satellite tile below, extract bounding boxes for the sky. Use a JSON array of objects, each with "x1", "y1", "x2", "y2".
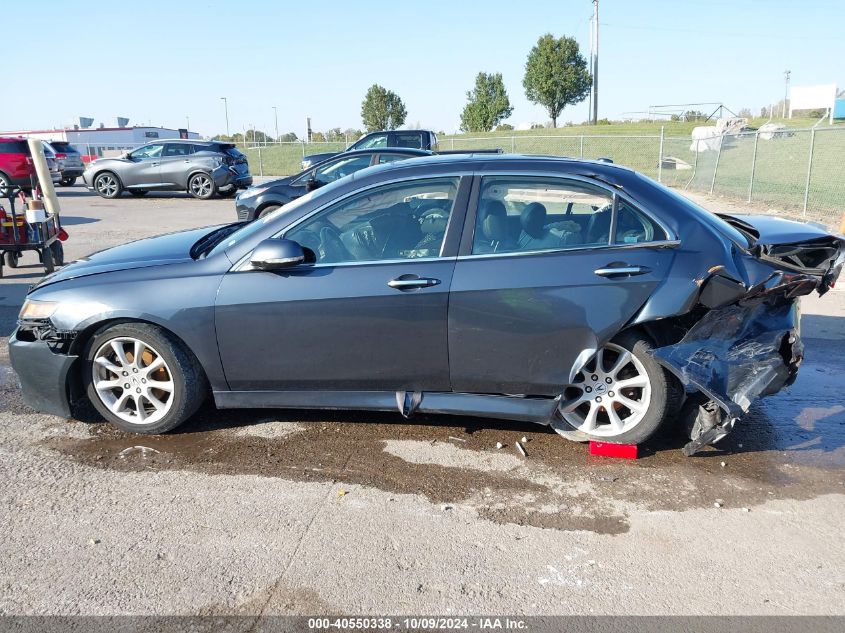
[{"x1": 2, "y1": 0, "x2": 843, "y2": 137}]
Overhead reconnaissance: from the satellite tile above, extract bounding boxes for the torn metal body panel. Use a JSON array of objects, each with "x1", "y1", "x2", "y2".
[{"x1": 650, "y1": 244, "x2": 843, "y2": 455}]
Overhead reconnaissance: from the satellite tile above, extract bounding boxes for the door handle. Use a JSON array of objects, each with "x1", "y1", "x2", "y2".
[
  {"x1": 388, "y1": 275, "x2": 441, "y2": 290},
  {"x1": 594, "y1": 265, "x2": 651, "y2": 277}
]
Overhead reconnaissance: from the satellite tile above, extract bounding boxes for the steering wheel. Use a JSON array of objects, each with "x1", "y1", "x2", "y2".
[{"x1": 318, "y1": 225, "x2": 348, "y2": 262}]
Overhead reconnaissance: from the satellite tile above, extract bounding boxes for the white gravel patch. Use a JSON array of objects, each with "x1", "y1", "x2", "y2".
[{"x1": 382, "y1": 439, "x2": 524, "y2": 472}]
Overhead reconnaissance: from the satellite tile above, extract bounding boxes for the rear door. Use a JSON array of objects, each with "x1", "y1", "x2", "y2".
[
  {"x1": 159, "y1": 143, "x2": 194, "y2": 187},
  {"x1": 448, "y1": 174, "x2": 677, "y2": 396}
]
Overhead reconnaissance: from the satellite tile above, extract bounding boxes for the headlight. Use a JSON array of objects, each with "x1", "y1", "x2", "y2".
[
  {"x1": 238, "y1": 186, "x2": 268, "y2": 200},
  {"x1": 19, "y1": 300, "x2": 59, "y2": 320}
]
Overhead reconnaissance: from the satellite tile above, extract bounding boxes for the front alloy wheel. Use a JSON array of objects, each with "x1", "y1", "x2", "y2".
[
  {"x1": 188, "y1": 173, "x2": 216, "y2": 199},
  {"x1": 94, "y1": 173, "x2": 122, "y2": 198},
  {"x1": 92, "y1": 337, "x2": 175, "y2": 426},
  {"x1": 84, "y1": 323, "x2": 206, "y2": 433}
]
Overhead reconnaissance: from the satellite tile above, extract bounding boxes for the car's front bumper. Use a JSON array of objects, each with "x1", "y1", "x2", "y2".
[{"x1": 8, "y1": 327, "x2": 77, "y2": 419}]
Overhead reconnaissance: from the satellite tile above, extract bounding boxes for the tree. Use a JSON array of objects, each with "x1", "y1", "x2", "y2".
[
  {"x1": 459, "y1": 72, "x2": 513, "y2": 132},
  {"x1": 496, "y1": 123, "x2": 514, "y2": 131},
  {"x1": 326, "y1": 127, "x2": 344, "y2": 142},
  {"x1": 279, "y1": 132, "x2": 298, "y2": 142},
  {"x1": 361, "y1": 84, "x2": 407, "y2": 131},
  {"x1": 344, "y1": 128, "x2": 363, "y2": 141},
  {"x1": 523, "y1": 34, "x2": 591, "y2": 128}
]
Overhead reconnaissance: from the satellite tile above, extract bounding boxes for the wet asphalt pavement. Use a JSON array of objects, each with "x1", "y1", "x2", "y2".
[{"x1": 0, "y1": 186, "x2": 843, "y2": 616}]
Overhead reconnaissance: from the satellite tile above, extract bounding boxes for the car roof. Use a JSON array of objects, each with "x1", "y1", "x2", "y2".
[
  {"x1": 354, "y1": 152, "x2": 633, "y2": 176},
  {"x1": 339, "y1": 148, "x2": 432, "y2": 157}
]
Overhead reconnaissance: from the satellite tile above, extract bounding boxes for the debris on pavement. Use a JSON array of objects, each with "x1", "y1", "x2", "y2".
[
  {"x1": 337, "y1": 489, "x2": 347, "y2": 498},
  {"x1": 448, "y1": 436, "x2": 467, "y2": 443},
  {"x1": 495, "y1": 442, "x2": 504, "y2": 449},
  {"x1": 515, "y1": 442, "x2": 527, "y2": 458}
]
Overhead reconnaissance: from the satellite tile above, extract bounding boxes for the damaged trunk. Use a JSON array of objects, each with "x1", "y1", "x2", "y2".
[{"x1": 651, "y1": 216, "x2": 844, "y2": 455}]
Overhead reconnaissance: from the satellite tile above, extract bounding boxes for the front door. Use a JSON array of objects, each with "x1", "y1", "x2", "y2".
[
  {"x1": 124, "y1": 144, "x2": 164, "y2": 187},
  {"x1": 448, "y1": 175, "x2": 676, "y2": 396},
  {"x1": 215, "y1": 176, "x2": 467, "y2": 392}
]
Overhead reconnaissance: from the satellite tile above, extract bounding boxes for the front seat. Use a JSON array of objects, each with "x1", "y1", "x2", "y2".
[
  {"x1": 517, "y1": 203, "x2": 560, "y2": 250},
  {"x1": 475, "y1": 200, "x2": 513, "y2": 253}
]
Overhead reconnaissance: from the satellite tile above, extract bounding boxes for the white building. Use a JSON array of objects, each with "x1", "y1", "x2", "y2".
[{"x1": 0, "y1": 126, "x2": 201, "y2": 162}]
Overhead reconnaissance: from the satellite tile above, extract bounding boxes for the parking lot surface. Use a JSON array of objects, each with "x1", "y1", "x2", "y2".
[{"x1": 1, "y1": 186, "x2": 843, "y2": 616}]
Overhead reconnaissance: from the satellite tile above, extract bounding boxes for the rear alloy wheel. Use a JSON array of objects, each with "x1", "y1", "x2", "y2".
[
  {"x1": 555, "y1": 333, "x2": 680, "y2": 445},
  {"x1": 188, "y1": 173, "x2": 216, "y2": 200},
  {"x1": 60, "y1": 177, "x2": 77, "y2": 186},
  {"x1": 94, "y1": 172, "x2": 122, "y2": 198},
  {"x1": 84, "y1": 323, "x2": 206, "y2": 434}
]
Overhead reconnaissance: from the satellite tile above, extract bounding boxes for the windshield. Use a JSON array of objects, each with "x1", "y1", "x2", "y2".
[{"x1": 207, "y1": 179, "x2": 346, "y2": 258}]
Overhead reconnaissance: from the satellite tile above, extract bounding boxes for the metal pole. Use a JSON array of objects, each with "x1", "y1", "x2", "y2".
[
  {"x1": 220, "y1": 97, "x2": 229, "y2": 137},
  {"x1": 657, "y1": 126, "x2": 665, "y2": 183},
  {"x1": 273, "y1": 106, "x2": 279, "y2": 142},
  {"x1": 709, "y1": 134, "x2": 724, "y2": 194},
  {"x1": 579, "y1": 135, "x2": 584, "y2": 158},
  {"x1": 782, "y1": 70, "x2": 790, "y2": 119},
  {"x1": 803, "y1": 128, "x2": 815, "y2": 217},
  {"x1": 511, "y1": 136, "x2": 515, "y2": 153},
  {"x1": 747, "y1": 131, "x2": 759, "y2": 202},
  {"x1": 590, "y1": 0, "x2": 599, "y2": 125},
  {"x1": 258, "y1": 146, "x2": 263, "y2": 177}
]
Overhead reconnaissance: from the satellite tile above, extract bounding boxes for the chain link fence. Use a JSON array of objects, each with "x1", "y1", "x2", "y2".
[{"x1": 75, "y1": 127, "x2": 844, "y2": 230}]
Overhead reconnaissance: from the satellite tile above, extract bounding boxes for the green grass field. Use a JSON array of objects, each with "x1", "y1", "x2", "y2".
[{"x1": 240, "y1": 117, "x2": 844, "y2": 229}]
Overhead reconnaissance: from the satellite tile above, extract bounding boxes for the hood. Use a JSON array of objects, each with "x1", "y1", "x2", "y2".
[{"x1": 32, "y1": 225, "x2": 222, "y2": 290}]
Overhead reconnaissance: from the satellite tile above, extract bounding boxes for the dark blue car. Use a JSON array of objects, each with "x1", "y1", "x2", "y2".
[{"x1": 9, "y1": 155, "x2": 844, "y2": 454}]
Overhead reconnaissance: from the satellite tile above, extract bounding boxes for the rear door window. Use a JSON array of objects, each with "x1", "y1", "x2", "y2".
[
  {"x1": 0, "y1": 141, "x2": 29, "y2": 154},
  {"x1": 471, "y1": 176, "x2": 615, "y2": 255},
  {"x1": 394, "y1": 133, "x2": 424, "y2": 149},
  {"x1": 162, "y1": 143, "x2": 193, "y2": 157}
]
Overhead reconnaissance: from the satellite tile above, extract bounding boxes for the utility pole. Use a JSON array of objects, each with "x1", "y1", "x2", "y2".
[
  {"x1": 590, "y1": 0, "x2": 599, "y2": 125},
  {"x1": 273, "y1": 106, "x2": 279, "y2": 142},
  {"x1": 220, "y1": 97, "x2": 230, "y2": 137},
  {"x1": 782, "y1": 70, "x2": 791, "y2": 118},
  {"x1": 185, "y1": 115, "x2": 190, "y2": 131}
]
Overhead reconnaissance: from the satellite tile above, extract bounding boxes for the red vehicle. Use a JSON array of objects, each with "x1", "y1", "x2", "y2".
[{"x1": 0, "y1": 137, "x2": 36, "y2": 195}]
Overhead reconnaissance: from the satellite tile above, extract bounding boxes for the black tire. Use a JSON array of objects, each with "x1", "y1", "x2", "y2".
[
  {"x1": 601, "y1": 331, "x2": 683, "y2": 444},
  {"x1": 42, "y1": 246, "x2": 54, "y2": 274},
  {"x1": 0, "y1": 172, "x2": 12, "y2": 198},
  {"x1": 187, "y1": 173, "x2": 217, "y2": 200},
  {"x1": 257, "y1": 204, "x2": 281, "y2": 219},
  {"x1": 218, "y1": 186, "x2": 238, "y2": 198},
  {"x1": 82, "y1": 322, "x2": 207, "y2": 434},
  {"x1": 60, "y1": 177, "x2": 77, "y2": 186},
  {"x1": 554, "y1": 331, "x2": 683, "y2": 445},
  {"x1": 50, "y1": 241, "x2": 65, "y2": 266},
  {"x1": 129, "y1": 190, "x2": 149, "y2": 197},
  {"x1": 93, "y1": 172, "x2": 122, "y2": 199},
  {"x1": 5, "y1": 251, "x2": 19, "y2": 268}
]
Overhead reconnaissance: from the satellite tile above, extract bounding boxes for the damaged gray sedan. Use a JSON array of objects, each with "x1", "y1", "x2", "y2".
[{"x1": 9, "y1": 155, "x2": 844, "y2": 454}]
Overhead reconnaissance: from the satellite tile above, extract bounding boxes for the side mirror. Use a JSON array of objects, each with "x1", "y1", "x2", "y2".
[
  {"x1": 250, "y1": 239, "x2": 306, "y2": 271},
  {"x1": 305, "y1": 178, "x2": 322, "y2": 192}
]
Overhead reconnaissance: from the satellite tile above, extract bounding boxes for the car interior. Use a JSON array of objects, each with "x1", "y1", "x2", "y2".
[
  {"x1": 472, "y1": 179, "x2": 665, "y2": 255},
  {"x1": 286, "y1": 179, "x2": 458, "y2": 264}
]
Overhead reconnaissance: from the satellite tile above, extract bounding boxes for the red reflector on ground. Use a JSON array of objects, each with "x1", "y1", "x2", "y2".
[{"x1": 589, "y1": 441, "x2": 638, "y2": 459}]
